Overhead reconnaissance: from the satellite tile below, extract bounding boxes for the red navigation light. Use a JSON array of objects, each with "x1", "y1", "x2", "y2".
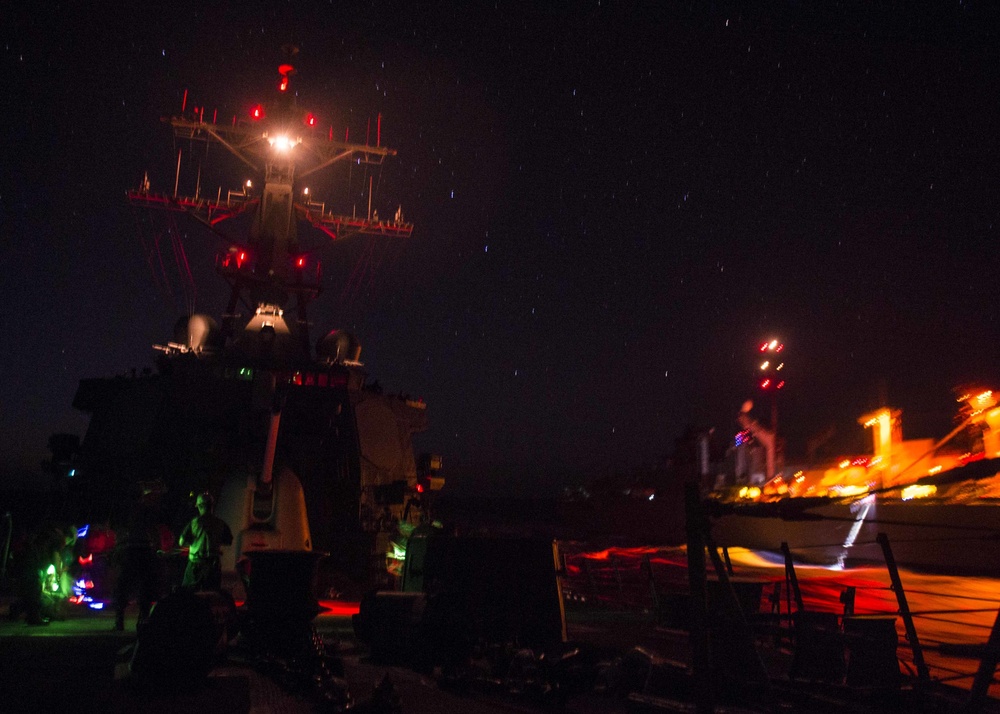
[
  {"x1": 295, "y1": 256, "x2": 306, "y2": 268},
  {"x1": 305, "y1": 112, "x2": 317, "y2": 127},
  {"x1": 251, "y1": 104, "x2": 264, "y2": 120},
  {"x1": 759, "y1": 342, "x2": 768, "y2": 352},
  {"x1": 236, "y1": 250, "x2": 248, "y2": 268},
  {"x1": 761, "y1": 379, "x2": 771, "y2": 389},
  {"x1": 776, "y1": 343, "x2": 784, "y2": 353},
  {"x1": 776, "y1": 380, "x2": 785, "y2": 389},
  {"x1": 415, "y1": 482, "x2": 425, "y2": 494},
  {"x1": 277, "y1": 63, "x2": 295, "y2": 93}
]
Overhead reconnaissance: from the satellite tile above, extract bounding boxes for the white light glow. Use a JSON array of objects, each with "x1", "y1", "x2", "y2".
[{"x1": 902, "y1": 484, "x2": 937, "y2": 501}]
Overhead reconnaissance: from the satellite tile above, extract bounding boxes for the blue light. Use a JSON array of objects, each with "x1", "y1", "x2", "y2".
[
  {"x1": 76, "y1": 524, "x2": 89, "y2": 539},
  {"x1": 88, "y1": 602, "x2": 104, "y2": 610}
]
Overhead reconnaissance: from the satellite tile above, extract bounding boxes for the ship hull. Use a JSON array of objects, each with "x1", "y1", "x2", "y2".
[{"x1": 709, "y1": 498, "x2": 1000, "y2": 576}]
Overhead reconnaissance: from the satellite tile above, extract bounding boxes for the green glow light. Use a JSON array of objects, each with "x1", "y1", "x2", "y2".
[{"x1": 389, "y1": 540, "x2": 407, "y2": 561}]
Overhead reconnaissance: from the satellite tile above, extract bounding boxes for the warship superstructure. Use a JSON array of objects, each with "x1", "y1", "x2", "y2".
[{"x1": 70, "y1": 60, "x2": 430, "y2": 592}]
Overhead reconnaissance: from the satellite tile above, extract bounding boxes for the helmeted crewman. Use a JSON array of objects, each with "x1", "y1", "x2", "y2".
[{"x1": 178, "y1": 492, "x2": 233, "y2": 591}]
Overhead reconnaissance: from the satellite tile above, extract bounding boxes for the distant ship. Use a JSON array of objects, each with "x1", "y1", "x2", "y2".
[
  {"x1": 708, "y1": 392, "x2": 1000, "y2": 576},
  {"x1": 553, "y1": 391, "x2": 1000, "y2": 577},
  {"x1": 68, "y1": 59, "x2": 435, "y2": 596}
]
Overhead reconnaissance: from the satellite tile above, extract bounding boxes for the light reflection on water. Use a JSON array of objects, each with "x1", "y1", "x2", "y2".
[{"x1": 563, "y1": 543, "x2": 1000, "y2": 697}]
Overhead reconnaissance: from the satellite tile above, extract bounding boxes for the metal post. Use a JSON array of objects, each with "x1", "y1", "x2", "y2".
[
  {"x1": 611, "y1": 555, "x2": 625, "y2": 605},
  {"x1": 0, "y1": 512, "x2": 11, "y2": 587},
  {"x1": 780, "y1": 542, "x2": 804, "y2": 612},
  {"x1": 723, "y1": 545, "x2": 734, "y2": 576},
  {"x1": 642, "y1": 553, "x2": 660, "y2": 615},
  {"x1": 963, "y1": 606, "x2": 1000, "y2": 713},
  {"x1": 685, "y1": 481, "x2": 713, "y2": 714},
  {"x1": 174, "y1": 148, "x2": 182, "y2": 198},
  {"x1": 781, "y1": 543, "x2": 804, "y2": 646},
  {"x1": 707, "y1": 536, "x2": 771, "y2": 685},
  {"x1": 841, "y1": 586, "x2": 856, "y2": 617},
  {"x1": 582, "y1": 558, "x2": 596, "y2": 602},
  {"x1": 876, "y1": 532, "x2": 929, "y2": 685}
]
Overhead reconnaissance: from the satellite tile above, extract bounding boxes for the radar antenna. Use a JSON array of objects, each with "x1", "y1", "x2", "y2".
[{"x1": 128, "y1": 63, "x2": 413, "y2": 356}]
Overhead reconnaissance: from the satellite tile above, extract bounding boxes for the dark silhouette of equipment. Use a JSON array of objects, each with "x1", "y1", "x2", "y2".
[
  {"x1": 129, "y1": 589, "x2": 237, "y2": 688},
  {"x1": 354, "y1": 535, "x2": 566, "y2": 671}
]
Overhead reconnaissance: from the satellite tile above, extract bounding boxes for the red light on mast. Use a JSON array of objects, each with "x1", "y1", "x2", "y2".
[
  {"x1": 250, "y1": 104, "x2": 264, "y2": 120},
  {"x1": 305, "y1": 113, "x2": 317, "y2": 127},
  {"x1": 296, "y1": 256, "x2": 306, "y2": 268},
  {"x1": 278, "y1": 63, "x2": 294, "y2": 92}
]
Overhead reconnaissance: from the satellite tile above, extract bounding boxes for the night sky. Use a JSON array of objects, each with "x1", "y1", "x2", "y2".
[{"x1": 4, "y1": 2, "x2": 1000, "y2": 495}]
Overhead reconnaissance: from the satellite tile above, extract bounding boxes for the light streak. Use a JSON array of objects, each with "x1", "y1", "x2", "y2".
[{"x1": 836, "y1": 494, "x2": 874, "y2": 569}]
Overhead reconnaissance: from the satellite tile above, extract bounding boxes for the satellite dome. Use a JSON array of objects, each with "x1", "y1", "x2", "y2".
[
  {"x1": 316, "y1": 330, "x2": 362, "y2": 364},
  {"x1": 172, "y1": 314, "x2": 222, "y2": 353}
]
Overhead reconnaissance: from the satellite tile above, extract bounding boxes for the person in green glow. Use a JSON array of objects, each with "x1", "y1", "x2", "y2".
[
  {"x1": 178, "y1": 492, "x2": 233, "y2": 592},
  {"x1": 14, "y1": 523, "x2": 71, "y2": 625}
]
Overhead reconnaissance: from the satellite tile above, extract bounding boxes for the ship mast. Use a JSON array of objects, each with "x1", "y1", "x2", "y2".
[{"x1": 128, "y1": 62, "x2": 413, "y2": 359}]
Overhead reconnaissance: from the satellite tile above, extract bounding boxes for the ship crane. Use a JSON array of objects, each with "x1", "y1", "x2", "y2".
[{"x1": 738, "y1": 400, "x2": 777, "y2": 483}]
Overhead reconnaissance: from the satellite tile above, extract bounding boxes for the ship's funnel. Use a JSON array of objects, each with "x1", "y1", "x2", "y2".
[{"x1": 316, "y1": 330, "x2": 362, "y2": 365}]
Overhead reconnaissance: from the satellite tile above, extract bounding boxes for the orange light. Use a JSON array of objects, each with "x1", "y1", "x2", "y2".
[{"x1": 251, "y1": 104, "x2": 264, "y2": 120}]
